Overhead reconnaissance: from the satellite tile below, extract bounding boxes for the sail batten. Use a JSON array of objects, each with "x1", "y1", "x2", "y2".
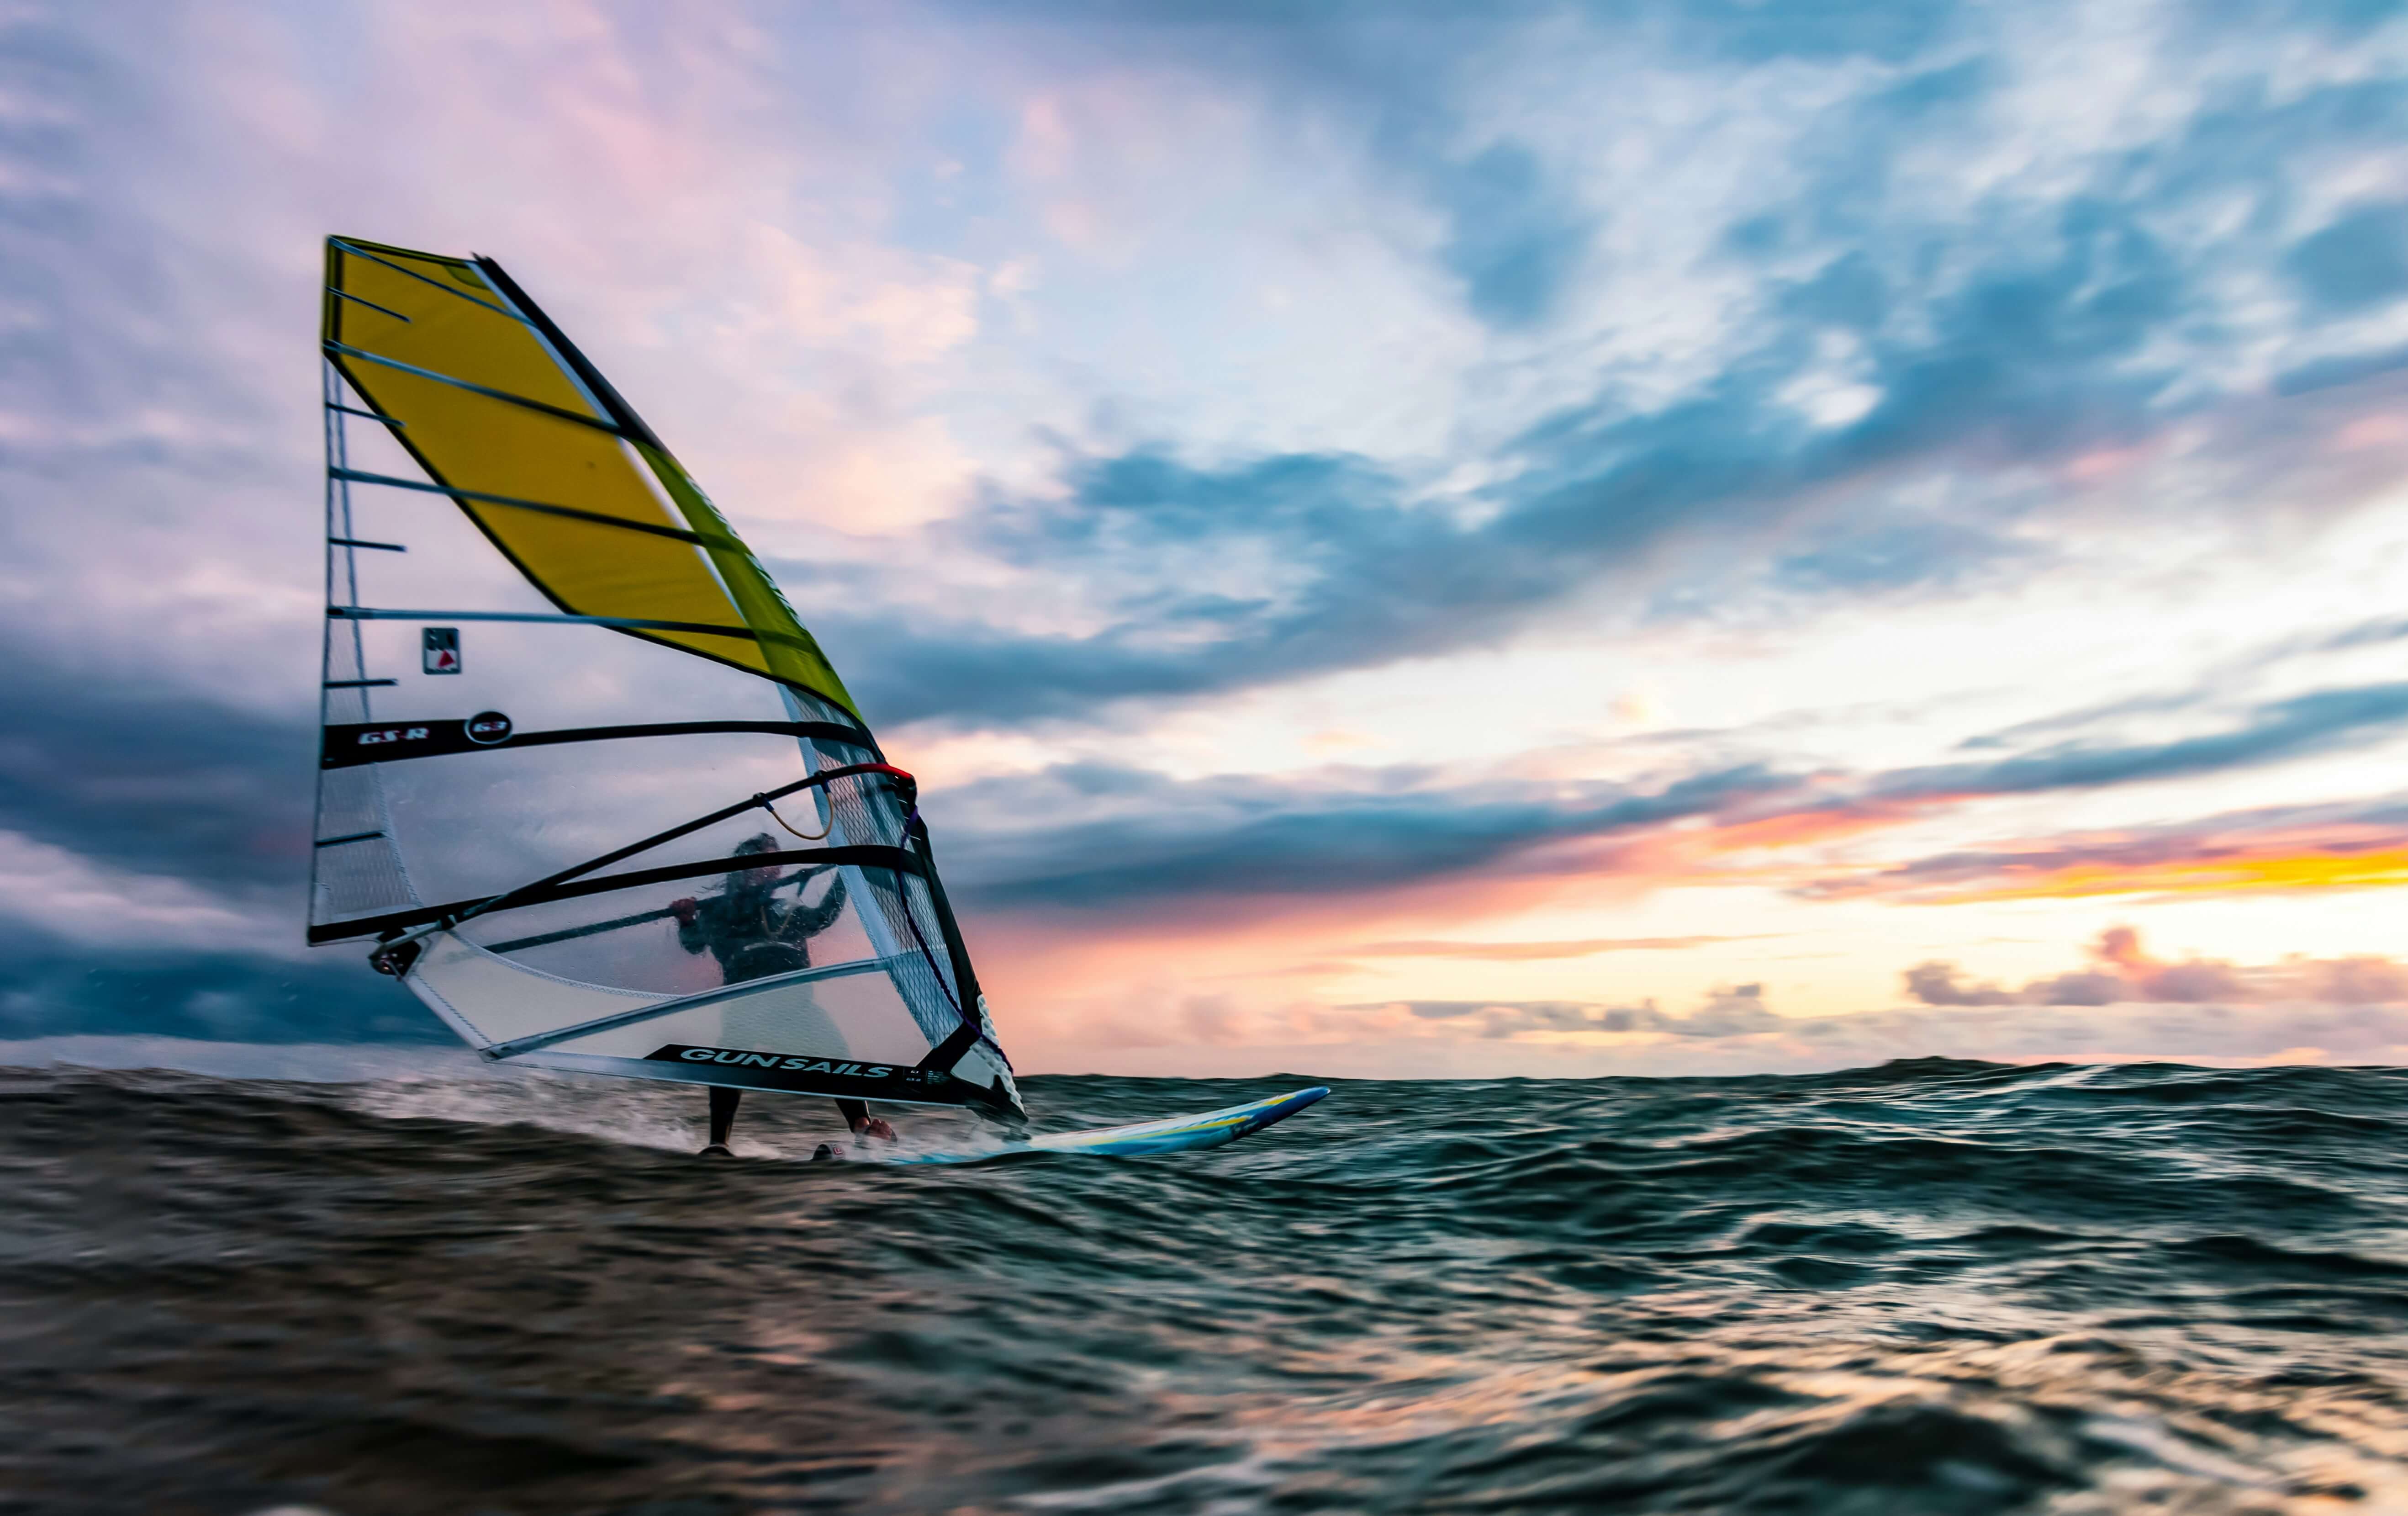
[
  {"x1": 322, "y1": 342, "x2": 629, "y2": 435},
  {"x1": 330, "y1": 468, "x2": 745, "y2": 548},
  {"x1": 307, "y1": 235, "x2": 1019, "y2": 1120},
  {"x1": 327, "y1": 239, "x2": 529, "y2": 319}
]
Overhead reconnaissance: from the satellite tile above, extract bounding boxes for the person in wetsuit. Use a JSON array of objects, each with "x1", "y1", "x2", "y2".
[{"x1": 670, "y1": 832, "x2": 895, "y2": 1155}]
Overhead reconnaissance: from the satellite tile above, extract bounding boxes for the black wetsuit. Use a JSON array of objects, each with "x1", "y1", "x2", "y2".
[
  {"x1": 676, "y1": 870, "x2": 848, "y2": 982},
  {"x1": 676, "y1": 871, "x2": 868, "y2": 1144}
]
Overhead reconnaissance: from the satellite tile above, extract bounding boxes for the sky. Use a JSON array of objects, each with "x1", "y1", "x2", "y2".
[{"x1": 6, "y1": 0, "x2": 2408, "y2": 1078}]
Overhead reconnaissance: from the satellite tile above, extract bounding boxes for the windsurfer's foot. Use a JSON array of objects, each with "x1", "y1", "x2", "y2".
[
  {"x1": 850, "y1": 1117, "x2": 896, "y2": 1142},
  {"x1": 698, "y1": 1142, "x2": 734, "y2": 1158}
]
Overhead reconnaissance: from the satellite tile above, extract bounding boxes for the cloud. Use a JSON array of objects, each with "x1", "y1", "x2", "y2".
[
  {"x1": 1431, "y1": 141, "x2": 1595, "y2": 330},
  {"x1": 1808, "y1": 794, "x2": 2408, "y2": 905},
  {"x1": 1957, "y1": 613, "x2": 2408, "y2": 756},
  {"x1": 0, "y1": 636, "x2": 317, "y2": 905},
  {"x1": 1342, "y1": 934, "x2": 1762, "y2": 960},
  {"x1": 0, "y1": 917, "x2": 438, "y2": 1044},
  {"x1": 1772, "y1": 999, "x2": 2408, "y2": 1070},
  {"x1": 1300, "y1": 975, "x2": 2408, "y2": 1075},
  {"x1": 822, "y1": 344, "x2": 2408, "y2": 738},
  {"x1": 904, "y1": 661, "x2": 2408, "y2": 929},
  {"x1": 1901, "y1": 960, "x2": 2020, "y2": 1007},
  {"x1": 944, "y1": 676, "x2": 2408, "y2": 921},
  {"x1": 1, "y1": 551, "x2": 2396, "y2": 981},
  {"x1": 1352, "y1": 981, "x2": 1783, "y2": 1041},
  {"x1": 0, "y1": 832, "x2": 282, "y2": 952},
  {"x1": 2285, "y1": 203, "x2": 2408, "y2": 315},
  {"x1": 1770, "y1": 512, "x2": 2038, "y2": 595},
  {"x1": 753, "y1": 5, "x2": 2408, "y2": 734},
  {"x1": 935, "y1": 756, "x2": 1794, "y2": 911},
  {"x1": 1904, "y1": 926, "x2": 2408, "y2": 1008},
  {"x1": 1877, "y1": 683, "x2": 2408, "y2": 802}
]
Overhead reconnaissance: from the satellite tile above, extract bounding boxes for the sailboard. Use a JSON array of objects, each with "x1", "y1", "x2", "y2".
[
  {"x1": 308, "y1": 237, "x2": 1018, "y2": 1123},
  {"x1": 856, "y1": 1086, "x2": 1330, "y2": 1166}
]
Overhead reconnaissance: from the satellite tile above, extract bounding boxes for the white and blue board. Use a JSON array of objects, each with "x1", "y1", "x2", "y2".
[{"x1": 856, "y1": 1085, "x2": 1330, "y2": 1166}]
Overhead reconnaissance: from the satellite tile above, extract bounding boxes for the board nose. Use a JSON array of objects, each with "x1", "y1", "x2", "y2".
[{"x1": 1269, "y1": 1086, "x2": 1331, "y2": 1117}]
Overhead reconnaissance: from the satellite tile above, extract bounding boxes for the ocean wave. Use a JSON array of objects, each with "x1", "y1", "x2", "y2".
[{"x1": 4, "y1": 1056, "x2": 2405, "y2": 1513}]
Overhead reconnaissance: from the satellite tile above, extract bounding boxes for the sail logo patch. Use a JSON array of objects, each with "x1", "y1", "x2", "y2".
[
  {"x1": 465, "y1": 710, "x2": 513, "y2": 745},
  {"x1": 422, "y1": 627, "x2": 461, "y2": 674},
  {"x1": 356, "y1": 726, "x2": 432, "y2": 747},
  {"x1": 649, "y1": 1044, "x2": 895, "y2": 1078}
]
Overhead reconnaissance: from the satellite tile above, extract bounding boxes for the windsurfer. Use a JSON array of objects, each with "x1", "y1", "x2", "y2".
[{"x1": 671, "y1": 833, "x2": 897, "y2": 1156}]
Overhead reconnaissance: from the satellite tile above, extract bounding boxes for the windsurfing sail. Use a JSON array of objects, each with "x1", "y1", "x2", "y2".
[{"x1": 307, "y1": 236, "x2": 1019, "y2": 1119}]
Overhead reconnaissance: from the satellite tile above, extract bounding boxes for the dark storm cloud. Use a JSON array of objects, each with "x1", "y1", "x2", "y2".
[
  {"x1": 0, "y1": 921, "x2": 435, "y2": 1044},
  {"x1": 0, "y1": 636, "x2": 318, "y2": 896}
]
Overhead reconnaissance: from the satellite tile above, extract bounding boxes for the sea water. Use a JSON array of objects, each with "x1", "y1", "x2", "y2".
[{"x1": 5, "y1": 1057, "x2": 2406, "y2": 1513}]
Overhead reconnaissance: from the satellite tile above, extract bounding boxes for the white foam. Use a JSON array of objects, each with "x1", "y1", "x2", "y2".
[{"x1": 0, "y1": 1035, "x2": 474, "y2": 1083}]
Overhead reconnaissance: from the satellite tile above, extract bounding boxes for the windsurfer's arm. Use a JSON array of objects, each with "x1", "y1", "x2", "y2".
[
  {"x1": 670, "y1": 897, "x2": 706, "y2": 954},
  {"x1": 784, "y1": 872, "x2": 848, "y2": 938}
]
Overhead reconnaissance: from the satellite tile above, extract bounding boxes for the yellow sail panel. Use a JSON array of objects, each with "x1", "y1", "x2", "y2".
[{"x1": 321, "y1": 237, "x2": 857, "y2": 715}]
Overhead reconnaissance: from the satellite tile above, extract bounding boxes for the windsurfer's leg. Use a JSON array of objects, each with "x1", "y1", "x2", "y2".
[
  {"x1": 837, "y1": 1097, "x2": 895, "y2": 1141},
  {"x1": 704, "y1": 1085, "x2": 741, "y2": 1154}
]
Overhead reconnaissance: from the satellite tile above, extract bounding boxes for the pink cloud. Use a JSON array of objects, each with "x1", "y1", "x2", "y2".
[{"x1": 1905, "y1": 926, "x2": 2408, "y2": 1008}]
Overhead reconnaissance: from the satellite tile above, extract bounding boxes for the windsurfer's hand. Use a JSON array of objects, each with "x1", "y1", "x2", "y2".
[
  {"x1": 669, "y1": 897, "x2": 697, "y2": 925},
  {"x1": 851, "y1": 1116, "x2": 896, "y2": 1141}
]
